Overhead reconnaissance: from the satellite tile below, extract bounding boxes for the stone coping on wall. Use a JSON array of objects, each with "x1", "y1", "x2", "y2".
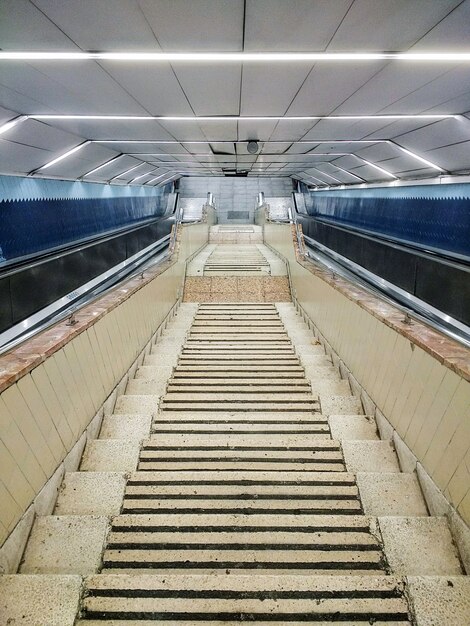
[
  {"x1": 290, "y1": 225, "x2": 470, "y2": 384},
  {"x1": 0, "y1": 225, "x2": 184, "y2": 395}
]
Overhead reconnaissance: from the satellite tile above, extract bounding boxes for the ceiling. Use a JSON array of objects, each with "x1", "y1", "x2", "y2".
[{"x1": 1, "y1": 0, "x2": 470, "y2": 188}]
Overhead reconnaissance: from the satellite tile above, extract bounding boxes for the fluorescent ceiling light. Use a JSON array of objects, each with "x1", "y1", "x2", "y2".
[
  {"x1": 389, "y1": 142, "x2": 445, "y2": 172},
  {"x1": 0, "y1": 114, "x2": 28, "y2": 135},
  {"x1": 144, "y1": 171, "x2": 174, "y2": 185},
  {"x1": 308, "y1": 167, "x2": 343, "y2": 184},
  {"x1": 356, "y1": 156, "x2": 398, "y2": 179},
  {"x1": 154, "y1": 173, "x2": 180, "y2": 187},
  {"x1": 81, "y1": 154, "x2": 125, "y2": 178},
  {"x1": 3, "y1": 51, "x2": 470, "y2": 62},
  {"x1": 302, "y1": 172, "x2": 330, "y2": 185},
  {"x1": 36, "y1": 140, "x2": 91, "y2": 171},
  {"x1": 330, "y1": 164, "x2": 365, "y2": 182},
  {"x1": 94, "y1": 139, "x2": 382, "y2": 144},
  {"x1": 130, "y1": 171, "x2": 155, "y2": 183},
  {"x1": 31, "y1": 113, "x2": 454, "y2": 121},
  {"x1": 108, "y1": 163, "x2": 143, "y2": 182}
]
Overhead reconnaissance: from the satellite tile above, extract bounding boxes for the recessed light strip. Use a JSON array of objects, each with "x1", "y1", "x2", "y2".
[
  {"x1": 388, "y1": 141, "x2": 445, "y2": 172},
  {"x1": 129, "y1": 171, "x2": 156, "y2": 183},
  {"x1": 81, "y1": 154, "x2": 125, "y2": 178},
  {"x1": 300, "y1": 172, "x2": 330, "y2": 186},
  {"x1": 144, "y1": 171, "x2": 175, "y2": 185},
  {"x1": 107, "y1": 163, "x2": 143, "y2": 183},
  {"x1": 308, "y1": 167, "x2": 344, "y2": 184},
  {"x1": 0, "y1": 114, "x2": 28, "y2": 135},
  {"x1": 33, "y1": 140, "x2": 91, "y2": 172},
  {"x1": 2, "y1": 52, "x2": 470, "y2": 62},
  {"x1": 93, "y1": 139, "x2": 384, "y2": 145},
  {"x1": 329, "y1": 163, "x2": 366, "y2": 182},
  {"x1": 154, "y1": 173, "x2": 180, "y2": 187},
  {"x1": 356, "y1": 156, "x2": 398, "y2": 179},
  {"x1": 31, "y1": 113, "x2": 455, "y2": 121}
]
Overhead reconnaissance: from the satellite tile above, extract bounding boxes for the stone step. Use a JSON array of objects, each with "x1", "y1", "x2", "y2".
[
  {"x1": 175, "y1": 365, "x2": 305, "y2": 372},
  {"x1": 151, "y1": 422, "x2": 330, "y2": 434},
  {"x1": 177, "y1": 358, "x2": 301, "y2": 364},
  {"x1": 160, "y1": 402, "x2": 319, "y2": 412},
  {"x1": 172, "y1": 370, "x2": 306, "y2": 378},
  {"x1": 80, "y1": 575, "x2": 410, "y2": 622},
  {"x1": 166, "y1": 384, "x2": 311, "y2": 393},
  {"x1": 154, "y1": 410, "x2": 328, "y2": 422},
  {"x1": 168, "y1": 377, "x2": 308, "y2": 385},
  {"x1": 173, "y1": 357, "x2": 301, "y2": 371}
]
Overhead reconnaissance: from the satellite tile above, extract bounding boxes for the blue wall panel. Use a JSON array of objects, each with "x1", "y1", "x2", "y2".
[
  {"x1": 304, "y1": 183, "x2": 470, "y2": 257},
  {"x1": 0, "y1": 176, "x2": 172, "y2": 262}
]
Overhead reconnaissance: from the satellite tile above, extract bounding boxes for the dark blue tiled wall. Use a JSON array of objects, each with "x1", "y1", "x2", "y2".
[
  {"x1": 0, "y1": 176, "x2": 172, "y2": 262},
  {"x1": 303, "y1": 183, "x2": 470, "y2": 257}
]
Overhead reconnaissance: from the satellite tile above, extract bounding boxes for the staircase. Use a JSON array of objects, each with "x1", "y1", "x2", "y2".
[{"x1": 1, "y1": 226, "x2": 468, "y2": 625}]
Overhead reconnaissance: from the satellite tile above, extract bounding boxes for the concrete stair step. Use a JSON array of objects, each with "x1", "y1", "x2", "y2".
[
  {"x1": 166, "y1": 385, "x2": 311, "y2": 393},
  {"x1": 150, "y1": 423, "x2": 330, "y2": 435},
  {"x1": 357, "y1": 473, "x2": 429, "y2": 517},
  {"x1": 0, "y1": 575, "x2": 82, "y2": 626},
  {"x1": 184, "y1": 342, "x2": 294, "y2": 348},
  {"x1": 20, "y1": 515, "x2": 109, "y2": 575},
  {"x1": 175, "y1": 365, "x2": 304, "y2": 372},
  {"x1": 172, "y1": 370, "x2": 306, "y2": 377},
  {"x1": 154, "y1": 410, "x2": 329, "y2": 422},
  {"x1": 79, "y1": 574, "x2": 410, "y2": 622},
  {"x1": 99, "y1": 413, "x2": 152, "y2": 439},
  {"x1": 188, "y1": 334, "x2": 291, "y2": 341},
  {"x1": 160, "y1": 402, "x2": 319, "y2": 412},
  {"x1": 80, "y1": 440, "x2": 140, "y2": 472},
  {"x1": 177, "y1": 358, "x2": 301, "y2": 364},
  {"x1": 163, "y1": 392, "x2": 316, "y2": 401},
  {"x1": 54, "y1": 472, "x2": 126, "y2": 515},
  {"x1": 329, "y1": 414, "x2": 378, "y2": 440}
]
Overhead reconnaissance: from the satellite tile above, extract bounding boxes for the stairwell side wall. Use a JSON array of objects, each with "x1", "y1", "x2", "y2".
[
  {"x1": 0, "y1": 222, "x2": 209, "y2": 555},
  {"x1": 264, "y1": 223, "x2": 470, "y2": 532}
]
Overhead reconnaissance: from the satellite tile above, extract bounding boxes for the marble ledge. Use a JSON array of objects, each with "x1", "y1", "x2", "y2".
[
  {"x1": 0, "y1": 256, "x2": 176, "y2": 394},
  {"x1": 292, "y1": 226, "x2": 470, "y2": 384}
]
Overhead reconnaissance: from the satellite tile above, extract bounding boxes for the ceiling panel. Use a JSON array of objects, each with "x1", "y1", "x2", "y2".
[
  {"x1": 426, "y1": 141, "x2": 470, "y2": 171},
  {"x1": 34, "y1": 0, "x2": 159, "y2": 50},
  {"x1": 0, "y1": 83, "x2": 50, "y2": 115},
  {"x1": 332, "y1": 63, "x2": 457, "y2": 115},
  {"x1": 0, "y1": 1, "x2": 469, "y2": 182},
  {"x1": 26, "y1": 62, "x2": 149, "y2": 115},
  {"x1": 139, "y1": 0, "x2": 244, "y2": 51},
  {"x1": 241, "y1": 64, "x2": 312, "y2": 116},
  {"x1": 380, "y1": 67, "x2": 470, "y2": 114},
  {"x1": 173, "y1": 65, "x2": 241, "y2": 115},
  {"x1": 328, "y1": 0, "x2": 462, "y2": 51},
  {"x1": 410, "y1": 0, "x2": 470, "y2": 51},
  {"x1": 0, "y1": 105, "x2": 19, "y2": 126},
  {"x1": 0, "y1": 0, "x2": 76, "y2": 50},
  {"x1": 286, "y1": 63, "x2": 386, "y2": 116},
  {"x1": 41, "y1": 119, "x2": 176, "y2": 141},
  {"x1": 393, "y1": 118, "x2": 470, "y2": 151},
  {"x1": 237, "y1": 120, "x2": 278, "y2": 141},
  {"x1": 99, "y1": 63, "x2": 194, "y2": 115},
  {"x1": 37, "y1": 143, "x2": 129, "y2": 178},
  {"x1": 0, "y1": 64, "x2": 90, "y2": 114},
  {"x1": 6, "y1": 119, "x2": 84, "y2": 151},
  {"x1": 245, "y1": 0, "x2": 352, "y2": 51},
  {"x1": 156, "y1": 120, "x2": 208, "y2": 141},
  {"x1": 0, "y1": 139, "x2": 49, "y2": 174},
  {"x1": 269, "y1": 120, "x2": 325, "y2": 142}
]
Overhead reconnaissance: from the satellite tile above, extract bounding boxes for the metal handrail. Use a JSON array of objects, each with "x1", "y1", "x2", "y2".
[
  {"x1": 0, "y1": 234, "x2": 171, "y2": 355},
  {"x1": 302, "y1": 234, "x2": 470, "y2": 348}
]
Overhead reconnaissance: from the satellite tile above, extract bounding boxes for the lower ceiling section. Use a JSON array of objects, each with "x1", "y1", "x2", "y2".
[{"x1": 1, "y1": 1, "x2": 470, "y2": 187}]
